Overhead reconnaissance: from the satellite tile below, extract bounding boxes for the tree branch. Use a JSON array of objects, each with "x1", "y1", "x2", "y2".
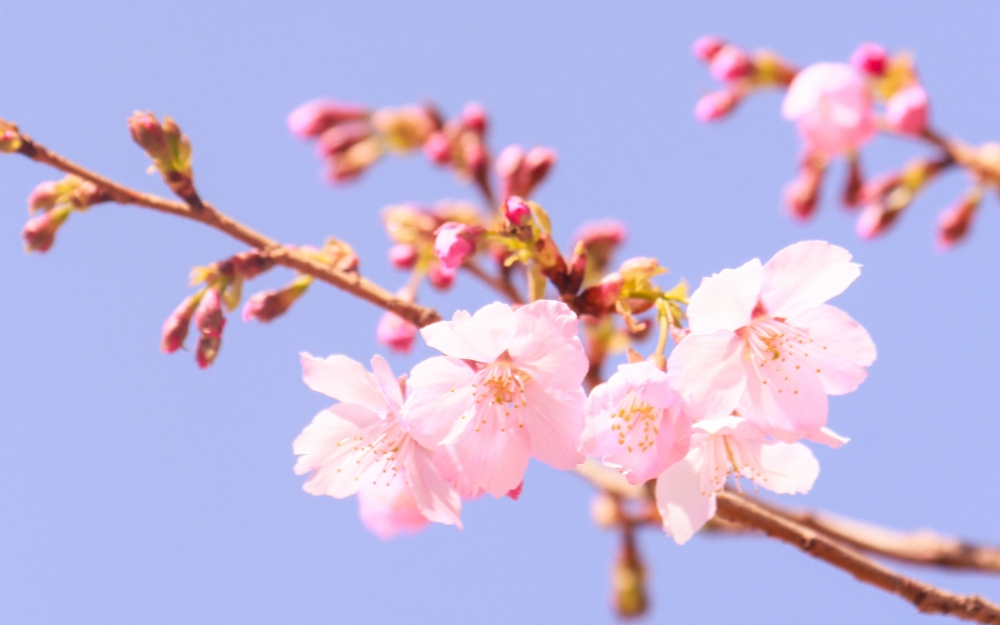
[
  {"x1": 715, "y1": 492, "x2": 1000, "y2": 624},
  {"x1": 13, "y1": 131, "x2": 441, "y2": 328}
]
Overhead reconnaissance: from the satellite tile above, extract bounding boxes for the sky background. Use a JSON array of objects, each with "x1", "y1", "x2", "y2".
[{"x1": 2, "y1": 1, "x2": 999, "y2": 623}]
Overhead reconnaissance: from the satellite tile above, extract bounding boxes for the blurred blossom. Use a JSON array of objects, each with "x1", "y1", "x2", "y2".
[
  {"x1": 782, "y1": 63, "x2": 876, "y2": 157},
  {"x1": 376, "y1": 311, "x2": 418, "y2": 353}
]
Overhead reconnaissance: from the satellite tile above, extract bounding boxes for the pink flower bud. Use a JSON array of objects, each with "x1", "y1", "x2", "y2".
[
  {"x1": 504, "y1": 196, "x2": 531, "y2": 225},
  {"x1": 576, "y1": 273, "x2": 624, "y2": 316},
  {"x1": 496, "y1": 144, "x2": 525, "y2": 178},
  {"x1": 193, "y1": 288, "x2": 225, "y2": 338},
  {"x1": 27, "y1": 181, "x2": 59, "y2": 213},
  {"x1": 524, "y1": 147, "x2": 556, "y2": 191},
  {"x1": 128, "y1": 111, "x2": 168, "y2": 157},
  {"x1": 574, "y1": 219, "x2": 628, "y2": 249},
  {"x1": 287, "y1": 99, "x2": 368, "y2": 139},
  {"x1": 709, "y1": 46, "x2": 753, "y2": 82},
  {"x1": 885, "y1": 84, "x2": 929, "y2": 136},
  {"x1": 22, "y1": 207, "x2": 70, "y2": 253},
  {"x1": 231, "y1": 250, "x2": 275, "y2": 279},
  {"x1": 422, "y1": 132, "x2": 452, "y2": 164},
  {"x1": 856, "y1": 202, "x2": 901, "y2": 240},
  {"x1": 428, "y1": 262, "x2": 456, "y2": 290},
  {"x1": 241, "y1": 282, "x2": 307, "y2": 323},
  {"x1": 0, "y1": 120, "x2": 22, "y2": 153},
  {"x1": 936, "y1": 191, "x2": 982, "y2": 251},
  {"x1": 692, "y1": 35, "x2": 725, "y2": 61},
  {"x1": 315, "y1": 121, "x2": 372, "y2": 158},
  {"x1": 694, "y1": 89, "x2": 741, "y2": 122},
  {"x1": 782, "y1": 161, "x2": 825, "y2": 221},
  {"x1": 376, "y1": 311, "x2": 418, "y2": 353},
  {"x1": 850, "y1": 43, "x2": 889, "y2": 76},
  {"x1": 161, "y1": 294, "x2": 198, "y2": 353},
  {"x1": 388, "y1": 243, "x2": 418, "y2": 269},
  {"x1": 460, "y1": 102, "x2": 488, "y2": 135},
  {"x1": 434, "y1": 222, "x2": 476, "y2": 270},
  {"x1": 196, "y1": 334, "x2": 222, "y2": 369}
]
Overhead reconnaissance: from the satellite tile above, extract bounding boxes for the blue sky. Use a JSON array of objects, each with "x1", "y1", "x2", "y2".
[{"x1": 2, "y1": 1, "x2": 999, "y2": 623}]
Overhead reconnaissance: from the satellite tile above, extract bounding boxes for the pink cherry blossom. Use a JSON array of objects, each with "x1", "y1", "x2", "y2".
[
  {"x1": 655, "y1": 416, "x2": 820, "y2": 544},
  {"x1": 782, "y1": 63, "x2": 877, "y2": 158},
  {"x1": 667, "y1": 241, "x2": 876, "y2": 443},
  {"x1": 293, "y1": 354, "x2": 462, "y2": 531},
  {"x1": 850, "y1": 43, "x2": 888, "y2": 76},
  {"x1": 377, "y1": 311, "x2": 418, "y2": 353},
  {"x1": 582, "y1": 361, "x2": 692, "y2": 485},
  {"x1": 709, "y1": 46, "x2": 753, "y2": 82},
  {"x1": 404, "y1": 301, "x2": 588, "y2": 498},
  {"x1": 692, "y1": 35, "x2": 725, "y2": 62},
  {"x1": 357, "y1": 472, "x2": 431, "y2": 539},
  {"x1": 885, "y1": 84, "x2": 929, "y2": 136},
  {"x1": 434, "y1": 222, "x2": 476, "y2": 270},
  {"x1": 503, "y1": 196, "x2": 531, "y2": 225}
]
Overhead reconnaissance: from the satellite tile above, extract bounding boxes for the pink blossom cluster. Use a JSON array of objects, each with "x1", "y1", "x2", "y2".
[{"x1": 294, "y1": 240, "x2": 875, "y2": 542}]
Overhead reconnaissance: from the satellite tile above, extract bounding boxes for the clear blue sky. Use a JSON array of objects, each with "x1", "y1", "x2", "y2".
[{"x1": 2, "y1": 1, "x2": 999, "y2": 623}]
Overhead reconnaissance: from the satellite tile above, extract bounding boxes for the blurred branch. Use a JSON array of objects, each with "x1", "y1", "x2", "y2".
[{"x1": 12, "y1": 130, "x2": 441, "y2": 328}]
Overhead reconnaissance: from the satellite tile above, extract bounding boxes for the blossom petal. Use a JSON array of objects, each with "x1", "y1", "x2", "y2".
[
  {"x1": 755, "y1": 442, "x2": 820, "y2": 495},
  {"x1": 808, "y1": 426, "x2": 850, "y2": 448},
  {"x1": 403, "y1": 356, "x2": 476, "y2": 448},
  {"x1": 654, "y1": 451, "x2": 716, "y2": 545},
  {"x1": 300, "y1": 353, "x2": 387, "y2": 413},
  {"x1": 357, "y1": 476, "x2": 428, "y2": 540},
  {"x1": 446, "y1": 402, "x2": 532, "y2": 498},
  {"x1": 420, "y1": 303, "x2": 516, "y2": 362},
  {"x1": 292, "y1": 404, "x2": 381, "y2": 498},
  {"x1": 507, "y1": 300, "x2": 588, "y2": 390},
  {"x1": 687, "y1": 259, "x2": 764, "y2": 335},
  {"x1": 760, "y1": 241, "x2": 860, "y2": 319},
  {"x1": 790, "y1": 304, "x2": 876, "y2": 395},
  {"x1": 740, "y1": 349, "x2": 829, "y2": 441},
  {"x1": 667, "y1": 331, "x2": 746, "y2": 421},
  {"x1": 405, "y1": 444, "x2": 463, "y2": 529},
  {"x1": 523, "y1": 385, "x2": 586, "y2": 470},
  {"x1": 370, "y1": 354, "x2": 403, "y2": 413}
]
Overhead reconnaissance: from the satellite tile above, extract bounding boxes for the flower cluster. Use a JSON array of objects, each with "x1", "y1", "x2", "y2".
[
  {"x1": 694, "y1": 37, "x2": 994, "y2": 250},
  {"x1": 295, "y1": 241, "x2": 875, "y2": 542}
]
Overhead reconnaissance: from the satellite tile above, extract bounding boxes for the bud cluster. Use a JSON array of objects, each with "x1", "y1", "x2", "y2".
[
  {"x1": 692, "y1": 36, "x2": 797, "y2": 122},
  {"x1": 127, "y1": 112, "x2": 200, "y2": 206},
  {"x1": 22, "y1": 176, "x2": 110, "y2": 253}
]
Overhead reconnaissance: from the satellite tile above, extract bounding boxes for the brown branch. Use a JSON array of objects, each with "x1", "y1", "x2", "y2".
[
  {"x1": 715, "y1": 492, "x2": 1000, "y2": 624},
  {"x1": 461, "y1": 261, "x2": 524, "y2": 304},
  {"x1": 14, "y1": 132, "x2": 441, "y2": 328}
]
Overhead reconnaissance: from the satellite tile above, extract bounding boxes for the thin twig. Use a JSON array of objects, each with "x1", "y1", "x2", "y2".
[
  {"x1": 715, "y1": 492, "x2": 1000, "y2": 624},
  {"x1": 461, "y1": 261, "x2": 524, "y2": 304},
  {"x1": 14, "y1": 132, "x2": 441, "y2": 328}
]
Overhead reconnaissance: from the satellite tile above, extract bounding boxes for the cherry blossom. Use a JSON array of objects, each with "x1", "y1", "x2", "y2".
[
  {"x1": 293, "y1": 353, "x2": 462, "y2": 531},
  {"x1": 357, "y1": 473, "x2": 431, "y2": 539},
  {"x1": 404, "y1": 301, "x2": 588, "y2": 497},
  {"x1": 655, "y1": 416, "x2": 820, "y2": 544},
  {"x1": 782, "y1": 63, "x2": 877, "y2": 158},
  {"x1": 582, "y1": 361, "x2": 691, "y2": 485},
  {"x1": 667, "y1": 241, "x2": 876, "y2": 443}
]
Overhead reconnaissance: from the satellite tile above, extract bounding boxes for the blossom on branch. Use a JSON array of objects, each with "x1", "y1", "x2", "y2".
[{"x1": 782, "y1": 63, "x2": 877, "y2": 158}]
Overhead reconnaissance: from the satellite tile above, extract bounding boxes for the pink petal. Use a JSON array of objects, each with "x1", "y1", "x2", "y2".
[
  {"x1": 357, "y1": 474, "x2": 429, "y2": 540},
  {"x1": 654, "y1": 452, "x2": 716, "y2": 545},
  {"x1": 739, "y1": 349, "x2": 829, "y2": 441},
  {"x1": 432, "y1": 445, "x2": 485, "y2": 500},
  {"x1": 687, "y1": 259, "x2": 764, "y2": 335},
  {"x1": 370, "y1": 354, "x2": 404, "y2": 413},
  {"x1": 667, "y1": 331, "x2": 746, "y2": 421},
  {"x1": 420, "y1": 303, "x2": 516, "y2": 363},
  {"x1": 292, "y1": 404, "x2": 380, "y2": 498},
  {"x1": 508, "y1": 300, "x2": 588, "y2": 391},
  {"x1": 760, "y1": 241, "x2": 860, "y2": 319},
  {"x1": 300, "y1": 353, "x2": 387, "y2": 413},
  {"x1": 808, "y1": 426, "x2": 850, "y2": 448},
  {"x1": 755, "y1": 442, "x2": 820, "y2": 494},
  {"x1": 404, "y1": 445, "x2": 463, "y2": 529},
  {"x1": 789, "y1": 304, "x2": 876, "y2": 395},
  {"x1": 446, "y1": 403, "x2": 532, "y2": 498},
  {"x1": 522, "y1": 385, "x2": 586, "y2": 470},
  {"x1": 403, "y1": 356, "x2": 476, "y2": 448}
]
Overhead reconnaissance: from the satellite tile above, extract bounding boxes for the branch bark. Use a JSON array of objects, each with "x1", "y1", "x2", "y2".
[{"x1": 15, "y1": 133, "x2": 441, "y2": 328}]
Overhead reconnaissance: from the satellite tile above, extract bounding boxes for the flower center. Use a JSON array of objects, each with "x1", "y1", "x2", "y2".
[
  {"x1": 611, "y1": 390, "x2": 660, "y2": 453},
  {"x1": 700, "y1": 434, "x2": 766, "y2": 496},
  {"x1": 469, "y1": 361, "x2": 531, "y2": 432},
  {"x1": 741, "y1": 316, "x2": 816, "y2": 366},
  {"x1": 336, "y1": 419, "x2": 410, "y2": 487}
]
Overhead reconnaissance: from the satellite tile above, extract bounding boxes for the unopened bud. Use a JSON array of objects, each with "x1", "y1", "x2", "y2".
[
  {"x1": 694, "y1": 89, "x2": 741, "y2": 122},
  {"x1": 691, "y1": 35, "x2": 725, "y2": 61},
  {"x1": 422, "y1": 132, "x2": 452, "y2": 164},
  {"x1": 783, "y1": 159, "x2": 825, "y2": 221},
  {"x1": 196, "y1": 334, "x2": 222, "y2": 369},
  {"x1": 842, "y1": 155, "x2": 864, "y2": 208},
  {"x1": 0, "y1": 120, "x2": 22, "y2": 152},
  {"x1": 576, "y1": 273, "x2": 624, "y2": 316},
  {"x1": 128, "y1": 111, "x2": 170, "y2": 161},
  {"x1": 504, "y1": 196, "x2": 531, "y2": 225},
  {"x1": 434, "y1": 222, "x2": 478, "y2": 270},
  {"x1": 287, "y1": 99, "x2": 368, "y2": 139},
  {"x1": 376, "y1": 311, "x2": 418, "y2": 353},
  {"x1": 428, "y1": 262, "x2": 456, "y2": 290},
  {"x1": 524, "y1": 147, "x2": 556, "y2": 193},
  {"x1": 242, "y1": 276, "x2": 311, "y2": 323},
  {"x1": 161, "y1": 294, "x2": 199, "y2": 353},
  {"x1": 885, "y1": 84, "x2": 929, "y2": 137},
  {"x1": 851, "y1": 42, "x2": 889, "y2": 76},
  {"x1": 193, "y1": 288, "x2": 225, "y2": 338},
  {"x1": 575, "y1": 219, "x2": 627, "y2": 274},
  {"x1": 23, "y1": 206, "x2": 71, "y2": 253},
  {"x1": 936, "y1": 189, "x2": 982, "y2": 251},
  {"x1": 856, "y1": 202, "x2": 902, "y2": 240},
  {"x1": 460, "y1": 102, "x2": 488, "y2": 135},
  {"x1": 372, "y1": 105, "x2": 436, "y2": 152},
  {"x1": 27, "y1": 181, "x2": 59, "y2": 213},
  {"x1": 612, "y1": 538, "x2": 648, "y2": 619},
  {"x1": 322, "y1": 238, "x2": 361, "y2": 273},
  {"x1": 709, "y1": 45, "x2": 753, "y2": 82},
  {"x1": 315, "y1": 121, "x2": 373, "y2": 158},
  {"x1": 591, "y1": 492, "x2": 621, "y2": 529},
  {"x1": 388, "y1": 243, "x2": 418, "y2": 269},
  {"x1": 231, "y1": 250, "x2": 275, "y2": 279},
  {"x1": 496, "y1": 144, "x2": 526, "y2": 199}
]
